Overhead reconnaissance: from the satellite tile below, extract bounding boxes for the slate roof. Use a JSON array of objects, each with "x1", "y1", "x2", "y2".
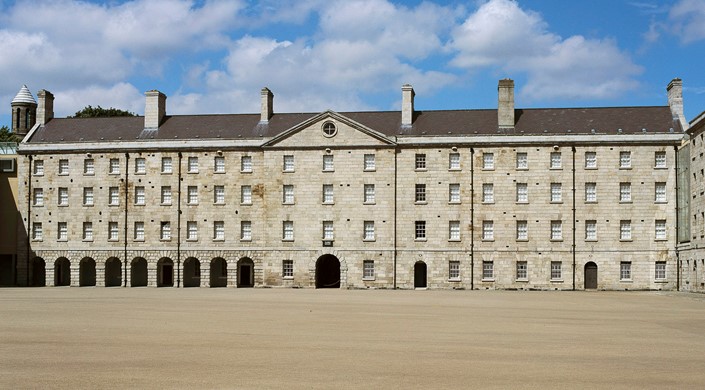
[{"x1": 25, "y1": 106, "x2": 681, "y2": 144}]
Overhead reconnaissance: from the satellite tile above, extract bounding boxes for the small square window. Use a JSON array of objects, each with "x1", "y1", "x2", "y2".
[
  {"x1": 449, "y1": 153, "x2": 461, "y2": 170},
  {"x1": 483, "y1": 153, "x2": 494, "y2": 170},
  {"x1": 585, "y1": 152, "x2": 597, "y2": 169},
  {"x1": 58, "y1": 159, "x2": 69, "y2": 175},
  {"x1": 364, "y1": 154, "x2": 376, "y2": 171},
  {"x1": 516, "y1": 152, "x2": 528, "y2": 169},
  {"x1": 241, "y1": 156, "x2": 252, "y2": 173},
  {"x1": 134, "y1": 158, "x2": 146, "y2": 174},
  {"x1": 551, "y1": 262, "x2": 562, "y2": 280},
  {"x1": 363, "y1": 260, "x2": 375, "y2": 280},
  {"x1": 449, "y1": 261, "x2": 460, "y2": 280},
  {"x1": 619, "y1": 151, "x2": 631, "y2": 169},
  {"x1": 482, "y1": 220, "x2": 494, "y2": 241},
  {"x1": 415, "y1": 154, "x2": 426, "y2": 170}
]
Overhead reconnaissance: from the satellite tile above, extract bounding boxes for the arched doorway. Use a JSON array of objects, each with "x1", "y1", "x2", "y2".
[
  {"x1": 584, "y1": 262, "x2": 598, "y2": 289},
  {"x1": 131, "y1": 258, "x2": 148, "y2": 287},
  {"x1": 210, "y1": 258, "x2": 227, "y2": 287},
  {"x1": 105, "y1": 258, "x2": 122, "y2": 287},
  {"x1": 157, "y1": 258, "x2": 174, "y2": 287},
  {"x1": 316, "y1": 255, "x2": 340, "y2": 288},
  {"x1": 54, "y1": 258, "x2": 70, "y2": 286},
  {"x1": 183, "y1": 258, "x2": 200, "y2": 287},
  {"x1": 414, "y1": 261, "x2": 427, "y2": 288},
  {"x1": 79, "y1": 258, "x2": 96, "y2": 286},
  {"x1": 0, "y1": 254, "x2": 13, "y2": 286},
  {"x1": 32, "y1": 257, "x2": 46, "y2": 287},
  {"x1": 237, "y1": 257, "x2": 255, "y2": 288}
]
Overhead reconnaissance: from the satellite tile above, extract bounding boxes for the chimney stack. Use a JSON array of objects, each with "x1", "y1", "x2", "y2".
[
  {"x1": 667, "y1": 78, "x2": 687, "y2": 130},
  {"x1": 144, "y1": 90, "x2": 167, "y2": 129},
  {"x1": 401, "y1": 84, "x2": 415, "y2": 127},
  {"x1": 36, "y1": 89, "x2": 54, "y2": 126},
  {"x1": 498, "y1": 79, "x2": 515, "y2": 129},
  {"x1": 261, "y1": 87, "x2": 274, "y2": 123}
]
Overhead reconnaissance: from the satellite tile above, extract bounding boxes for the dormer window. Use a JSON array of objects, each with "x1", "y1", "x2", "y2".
[{"x1": 322, "y1": 122, "x2": 337, "y2": 137}]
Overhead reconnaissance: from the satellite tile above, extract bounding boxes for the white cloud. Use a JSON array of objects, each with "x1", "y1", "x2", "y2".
[{"x1": 669, "y1": 0, "x2": 705, "y2": 44}]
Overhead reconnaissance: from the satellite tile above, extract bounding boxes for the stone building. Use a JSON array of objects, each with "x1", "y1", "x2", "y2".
[{"x1": 12, "y1": 79, "x2": 690, "y2": 290}]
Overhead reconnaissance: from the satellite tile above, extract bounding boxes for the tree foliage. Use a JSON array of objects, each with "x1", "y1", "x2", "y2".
[
  {"x1": 0, "y1": 125, "x2": 21, "y2": 142},
  {"x1": 70, "y1": 105, "x2": 136, "y2": 118}
]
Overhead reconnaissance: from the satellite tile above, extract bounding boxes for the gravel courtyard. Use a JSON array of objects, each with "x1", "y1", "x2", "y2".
[{"x1": 1, "y1": 288, "x2": 704, "y2": 389}]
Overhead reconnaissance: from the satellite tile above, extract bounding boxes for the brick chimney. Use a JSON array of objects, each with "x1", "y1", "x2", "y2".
[
  {"x1": 144, "y1": 90, "x2": 166, "y2": 129},
  {"x1": 498, "y1": 79, "x2": 515, "y2": 129},
  {"x1": 667, "y1": 78, "x2": 687, "y2": 130},
  {"x1": 401, "y1": 84, "x2": 415, "y2": 127},
  {"x1": 261, "y1": 87, "x2": 273, "y2": 123},
  {"x1": 36, "y1": 89, "x2": 54, "y2": 126}
]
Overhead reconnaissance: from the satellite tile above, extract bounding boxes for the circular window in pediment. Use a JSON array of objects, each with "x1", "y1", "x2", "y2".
[{"x1": 322, "y1": 122, "x2": 337, "y2": 137}]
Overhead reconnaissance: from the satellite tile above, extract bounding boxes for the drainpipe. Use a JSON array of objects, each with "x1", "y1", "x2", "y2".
[
  {"x1": 572, "y1": 146, "x2": 576, "y2": 291},
  {"x1": 470, "y1": 147, "x2": 474, "y2": 290},
  {"x1": 26, "y1": 155, "x2": 32, "y2": 286},
  {"x1": 177, "y1": 152, "x2": 182, "y2": 288},
  {"x1": 123, "y1": 153, "x2": 129, "y2": 287},
  {"x1": 393, "y1": 147, "x2": 398, "y2": 289},
  {"x1": 674, "y1": 145, "x2": 680, "y2": 291}
]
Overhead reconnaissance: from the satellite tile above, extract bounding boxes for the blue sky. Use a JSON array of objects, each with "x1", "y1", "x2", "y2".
[{"x1": 1, "y1": 0, "x2": 704, "y2": 128}]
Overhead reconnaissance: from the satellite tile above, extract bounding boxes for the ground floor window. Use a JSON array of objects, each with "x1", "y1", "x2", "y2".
[
  {"x1": 551, "y1": 261, "x2": 562, "y2": 280},
  {"x1": 482, "y1": 261, "x2": 493, "y2": 280},
  {"x1": 516, "y1": 261, "x2": 527, "y2": 280},
  {"x1": 655, "y1": 261, "x2": 666, "y2": 280},
  {"x1": 363, "y1": 260, "x2": 374, "y2": 280},
  {"x1": 282, "y1": 260, "x2": 293, "y2": 278},
  {"x1": 620, "y1": 261, "x2": 632, "y2": 280},
  {"x1": 449, "y1": 261, "x2": 460, "y2": 280}
]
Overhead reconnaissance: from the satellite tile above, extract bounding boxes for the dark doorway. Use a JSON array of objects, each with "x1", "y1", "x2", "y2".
[
  {"x1": 131, "y1": 258, "x2": 148, "y2": 287},
  {"x1": 32, "y1": 257, "x2": 46, "y2": 287},
  {"x1": 105, "y1": 258, "x2": 122, "y2": 287},
  {"x1": 79, "y1": 258, "x2": 96, "y2": 286},
  {"x1": 0, "y1": 254, "x2": 13, "y2": 286},
  {"x1": 316, "y1": 255, "x2": 340, "y2": 288},
  {"x1": 414, "y1": 261, "x2": 427, "y2": 288},
  {"x1": 210, "y1": 258, "x2": 227, "y2": 287},
  {"x1": 55, "y1": 258, "x2": 70, "y2": 286},
  {"x1": 183, "y1": 258, "x2": 200, "y2": 288},
  {"x1": 584, "y1": 262, "x2": 598, "y2": 289},
  {"x1": 237, "y1": 258, "x2": 255, "y2": 288},
  {"x1": 157, "y1": 258, "x2": 174, "y2": 287}
]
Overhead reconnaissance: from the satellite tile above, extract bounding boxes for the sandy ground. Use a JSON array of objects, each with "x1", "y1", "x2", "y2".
[{"x1": 1, "y1": 288, "x2": 704, "y2": 389}]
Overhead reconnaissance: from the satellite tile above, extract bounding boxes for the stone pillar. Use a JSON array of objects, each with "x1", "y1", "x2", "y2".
[
  {"x1": 200, "y1": 261, "x2": 210, "y2": 288},
  {"x1": 46, "y1": 264, "x2": 55, "y2": 287},
  {"x1": 96, "y1": 263, "x2": 105, "y2": 287},
  {"x1": 228, "y1": 262, "x2": 237, "y2": 288},
  {"x1": 70, "y1": 260, "x2": 79, "y2": 287},
  {"x1": 148, "y1": 261, "x2": 157, "y2": 287},
  {"x1": 125, "y1": 261, "x2": 132, "y2": 287}
]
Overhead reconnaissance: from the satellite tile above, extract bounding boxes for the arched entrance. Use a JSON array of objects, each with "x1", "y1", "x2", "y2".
[
  {"x1": 316, "y1": 255, "x2": 340, "y2": 288},
  {"x1": 157, "y1": 258, "x2": 174, "y2": 287},
  {"x1": 32, "y1": 257, "x2": 46, "y2": 287},
  {"x1": 183, "y1": 258, "x2": 200, "y2": 288},
  {"x1": 414, "y1": 261, "x2": 427, "y2": 288},
  {"x1": 0, "y1": 254, "x2": 13, "y2": 286},
  {"x1": 210, "y1": 258, "x2": 227, "y2": 287},
  {"x1": 105, "y1": 258, "x2": 122, "y2": 287},
  {"x1": 79, "y1": 258, "x2": 96, "y2": 286},
  {"x1": 54, "y1": 258, "x2": 70, "y2": 286},
  {"x1": 131, "y1": 258, "x2": 148, "y2": 287},
  {"x1": 584, "y1": 262, "x2": 598, "y2": 289},
  {"x1": 237, "y1": 257, "x2": 255, "y2": 288}
]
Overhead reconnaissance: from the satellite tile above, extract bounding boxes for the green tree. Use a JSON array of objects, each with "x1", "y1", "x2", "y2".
[
  {"x1": 0, "y1": 125, "x2": 21, "y2": 142},
  {"x1": 70, "y1": 105, "x2": 136, "y2": 118}
]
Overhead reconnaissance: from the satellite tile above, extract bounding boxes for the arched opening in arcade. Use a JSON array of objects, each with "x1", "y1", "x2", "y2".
[
  {"x1": 414, "y1": 261, "x2": 427, "y2": 289},
  {"x1": 584, "y1": 262, "x2": 598, "y2": 289},
  {"x1": 237, "y1": 257, "x2": 255, "y2": 288},
  {"x1": 131, "y1": 258, "x2": 148, "y2": 287},
  {"x1": 315, "y1": 254, "x2": 340, "y2": 289},
  {"x1": 157, "y1": 258, "x2": 174, "y2": 287},
  {"x1": 210, "y1": 258, "x2": 227, "y2": 287},
  {"x1": 31, "y1": 257, "x2": 46, "y2": 287},
  {"x1": 54, "y1": 258, "x2": 70, "y2": 286},
  {"x1": 79, "y1": 258, "x2": 96, "y2": 287},
  {"x1": 183, "y1": 257, "x2": 200, "y2": 287},
  {"x1": 105, "y1": 258, "x2": 122, "y2": 287}
]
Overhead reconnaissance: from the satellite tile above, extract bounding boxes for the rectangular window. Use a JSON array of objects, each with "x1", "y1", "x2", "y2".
[
  {"x1": 364, "y1": 221, "x2": 375, "y2": 240},
  {"x1": 241, "y1": 185, "x2": 252, "y2": 205},
  {"x1": 482, "y1": 220, "x2": 494, "y2": 240},
  {"x1": 516, "y1": 220, "x2": 528, "y2": 240},
  {"x1": 585, "y1": 152, "x2": 597, "y2": 168},
  {"x1": 516, "y1": 152, "x2": 528, "y2": 169},
  {"x1": 449, "y1": 220, "x2": 460, "y2": 241},
  {"x1": 283, "y1": 155, "x2": 295, "y2": 172},
  {"x1": 283, "y1": 185, "x2": 294, "y2": 204},
  {"x1": 283, "y1": 221, "x2": 294, "y2": 241},
  {"x1": 187, "y1": 221, "x2": 198, "y2": 240},
  {"x1": 32, "y1": 222, "x2": 42, "y2": 240},
  {"x1": 323, "y1": 184, "x2": 334, "y2": 204},
  {"x1": 620, "y1": 262, "x2": 632, "y2": 280},
  {"x1": 134, "y1": 221, "x2": 145, "y2": 240},
  {"x1": 620, "y1": 220, "x2": 632, "y2": 240},
  {"x1": 449, "y1": 261, "x2": 460, "y2": 280},
  {"x1": 551, "y1": 261, "x2": 562, "y2": 280},
  {"x1": 415, "y1": 221, "x2": 426, "y2": 240},
  {"x1": 322, "y1": 221, "x2": 334, "y2": 240},
  {"x1": 364, "y1": 154, "x2": 376, "y2": 171},
  {"x1": 449, "y1": 183, "x2": 461, "y2": 203},
  {"x1": 187, "y1": 186, "x2": 198, "y2": 204},
  {"x1": 516, "y1": 261, "x2": 528, "y2": 280},
  {"x1": 516, "y1": 183, "x2": 528, "y2": 203},
  {"x1": 109, "y1": 158, "x2": 120, "y2": 174},
  {"x1": 187, "y1": 156, "x2": 198, "y2": 173},
  {"x1": 58, "y1": 159, "x2": 69, "y2": 175},
  {"x1": 585, "y1": 182, "x2": 597, "y2": 202},
  {"x1": 57, "y1": 222, "x2": 67, "y2": 241},
  {"x1": 214, "y1": 185, "x2": 225, "y2": 204},
  {"x1": 161, "y1": 186, "x2": 172, "y2": 205},
  {"x1": 363, "y1": 260, "x2": 375, "y2": 280},
  {"x1": 449, "y1": 153, "x2": 460, "y2": 170},
  {"x1": 415, "y1": 184, "x2": 426, "y2": 203},
  {"x1": 483, "y1": 153, "x2": 494, "y2": 169},
  {"x1": 482, "y1": 183, "x2": 494, "y2": 203},
  {"x1": 83, "y1": 222, "x2": 93, "y2": 241},
  {"x1": 109, "y1": 222, "x2": 119, "y2": 241},
  {"x1": 214, "y1": 156, "x2": 225, "y2": 173},
  {"x1": 33, "y1": 160, "x2": 44, "y2": 175},
  {"x1": 134, "y1": 186, "x2": 145, "y2": 205},
  {"x1": 415, "y1": 154, "x2": 426, "y2": 170},
  {"x1": 550, "y1": 152, "x2": 561, "y2": 169},
  {"x1": 655, "y1": 151, "x2": 666, "y2": 168},
  {"x1": 241, "y1": 155, "x2": 252, "y2": 173},
  {"x1": 241, "y1": 221, "x2": 252, "y2": 241},
  {"x1": 482, "y1": 261, "x2": 493, "y2": 279},
  {"x1": 282, "y1": 260, "x2": 294, "y2": 278},
  {"x1": 585, "y1": 220, "x2": 597, "y2": 241},
  {"x1": 322, "y1": 154, "x2": 334, "y2": 171},
  {"x1": 655, "y1": 261, "x2": 666, "y2": 279},
  {"x1": 213, "y1": 221, "x2": 225, "y2": 240},
  {"x1": 58, "y1": 187, "x2": 69, "y2": 206},
  {"x1": 364, "y1": 184, "x2": 375, "y2": 204},
  {"x1": 619, "y1": 151, "x2": 631, "y2": 168},
  {"x1": 620, "y1": 182, "x2": 631, "y2": 202},
  {"x1": 550, "y1": 183, "x2": 562, "y2": 202},
  {"x1": 160, "y1": 221, "x2": 171, "y2": 240},
  {"x1": 134, "y1": 157, "x2": 146, "y2": 174},
  {"x1": 551, "y1": 220, "x2": 562, "y2": 240},
  {"x1": 83, "y1": 187, "x2": 94, "y2": 206},
  {"x1": 33, "y1": 188, "x2": 43, "y2": 206},
  {"x1": 655, "y1": 182, "x2": 666, "y2": 203},
  {"x1": 83, "y1": 159, "x2": 94, "y2": 175},
  {"x1": 109, "y1": 187, "x2": 119, "y2": 206},
  {"x1": 161, "y1": 157, "x2": 173, "y2": 173},
  {"x1": 655, "y1": 219, "x2": 667, "y2": 240}
]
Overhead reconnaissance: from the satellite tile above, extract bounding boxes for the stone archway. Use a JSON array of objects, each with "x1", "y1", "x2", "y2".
[
  {"x1": 54, "y1": 258, "x2": 70, "y2": 286},
  {"x1": 315, "y1": 254, "x2": 340, "y2": 288},
  {"x1": 79, "y1": 258, "x2": 96, "y2": 287},
  {"x1": 131, "y1": 258, "x2": 148, "y2": 287},
  {"x1": 584, "y1": 262, "x2": 598, "y2": 289},
  {"x1": 210, "y1": 258, "x2": 227, "y2": 288},
  {"x1": 237, "y1": 257, "x2": 255, "y2": 288},
  {"x1": 183, "y1": 257, "x2": 200, "y2": 288},
  {"x1": 32, "y1": 257, "x2": 46, "y2": 287},
  {"x1": 414, "y1": 261, "x2": 427, "y2": 288},
  {"x1": 105, "y1": 258, "x2": 122, "y2": 287},
  {"x1": 157, "y1": 258, "x2": 174, "y2": 287}
]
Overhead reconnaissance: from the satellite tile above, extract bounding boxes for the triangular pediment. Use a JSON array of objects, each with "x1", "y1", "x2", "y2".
[{"x1": 263, "y1": 110, "x2": 396, "y2": 148}]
